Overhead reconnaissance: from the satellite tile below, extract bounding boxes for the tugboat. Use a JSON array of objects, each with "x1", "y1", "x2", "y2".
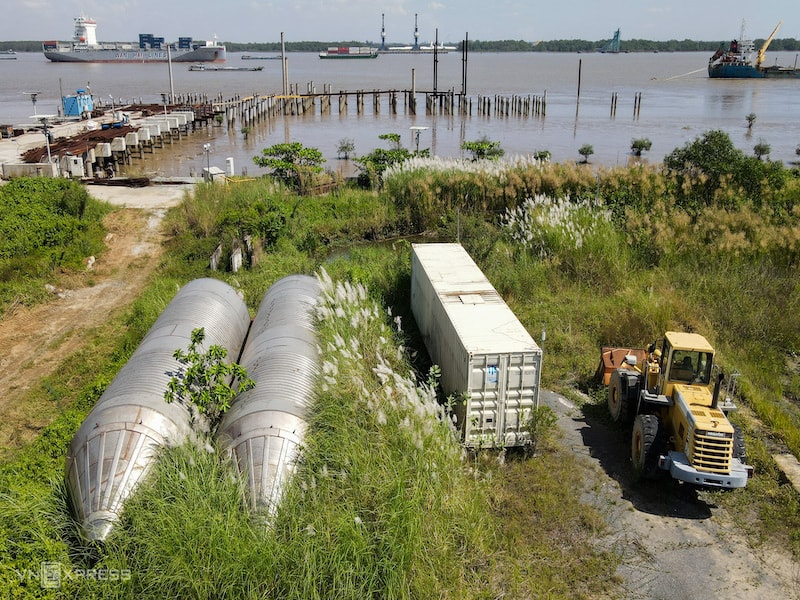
[{"x1": 708, "y1": 20, "x2": 799, "y2": 78}]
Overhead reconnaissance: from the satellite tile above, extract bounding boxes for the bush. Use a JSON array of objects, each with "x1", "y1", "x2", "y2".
[
  {"x1": 462, "y1": 136, "x2": 505, "y2": 161},
  {"x1": 253, "y1": 142, "x2": 326, "y2": 191},
  {"x1": 630, "y1": 138, "x2": 652, "y2": 156},
  {"x1": 662, "y1": 129, "x2": 788, "y2": 211},
  {"x1": 0, "y1": 178, "x2": 111, "y2": 314}
]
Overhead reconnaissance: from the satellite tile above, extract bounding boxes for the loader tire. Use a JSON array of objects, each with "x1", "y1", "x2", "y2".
[
  {"x1": 608, "y1": 369, "x2": 635, "y2": 424},
  {"x1": 732, "y1": 424, "x2": 747, "y2": 464},
  {"x1": 631, "y1": 414, "x2": 666, "y2": 480}
]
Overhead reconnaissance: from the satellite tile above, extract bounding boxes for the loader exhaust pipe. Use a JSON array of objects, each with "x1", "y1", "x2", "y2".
[{"x1": 712, "y1": 372, "x2": 724, "y2": 409}]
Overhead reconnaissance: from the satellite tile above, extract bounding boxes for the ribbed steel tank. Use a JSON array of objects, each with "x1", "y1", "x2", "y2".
[
  {"x1": 66, "y1": 278, "x2": 251, "y2": 541},
  {"x1": 218, "y1": 274, "x2": 321, "y2": 514}
]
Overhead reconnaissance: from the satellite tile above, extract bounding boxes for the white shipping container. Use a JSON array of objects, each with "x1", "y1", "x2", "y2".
[{"x1": 411, "y1": 243, "x2": 542, "y2": 448}]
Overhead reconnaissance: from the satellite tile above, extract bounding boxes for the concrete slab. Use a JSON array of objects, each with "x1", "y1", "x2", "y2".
[
  {"x1": 85, "y1": 183, "x2": 194, "y2": 209},
  {"x1": 773, "y1": 453, "x2": 800, "y2": 493}
]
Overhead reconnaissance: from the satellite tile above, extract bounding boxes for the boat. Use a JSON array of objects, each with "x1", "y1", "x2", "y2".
[
  {"x1": 241, "y1": 54, "x2": 281, "y2": 60},
  {"x1": 708, "y1": 20, "x2": 800, "y2": 78},
  {"x1": 0, "y1": 49, "x2": 16, "y2": 60},
  {"x1": 42, "y1": 15, "x2": 226, "y2": 63},
  {"x1": 189, "y1": 64, "x2": 263, "y2": 71},
  {"x1": 319, "y1": 46, "x2": 378, "y2": 59}
]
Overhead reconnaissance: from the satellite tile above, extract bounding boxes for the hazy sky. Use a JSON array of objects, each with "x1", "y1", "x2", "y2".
[{"x1": 8, "y1": 0, "x2": 800, "y2": 44}]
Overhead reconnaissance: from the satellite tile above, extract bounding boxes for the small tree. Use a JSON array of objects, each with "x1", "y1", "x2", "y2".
[
  {"x1": 746, "y1": 112, "x2": 757, "y2": 129},
  {"x1": 578, "y1": 144, "x2": 594, "y2": 163},
  {"x1": 165, "y1": 328, "x2": 255, "y2": 434},
  {"x1": 378, "y1": 133, "x2": 402, "y2": 150},
  {"x1": 533, "y1": 150, "x2": 551, "y2": 162},
  {"x1": 253, "y1": 142, "x2": 326, "y2": 190},
  {"x1": 753, "y1": 140, "x2": 771, "y2": 160},
  {"x1": 461, "y1": 136, "x2": 504, "y2": 161},
  {"x1": 337, "y1": 138, "x2": 355, "y2": 159},
  {"x1": 795, "y1": 144, "x2": 800, "y2": 159},
  {"x1": 630, "y1": 138, "x2": 652, "y2": 156}
]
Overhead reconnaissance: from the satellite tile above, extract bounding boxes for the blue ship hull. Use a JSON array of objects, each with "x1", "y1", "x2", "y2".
[{"x1": 708, "y1": 63, "x2": 800, "y2": 78}]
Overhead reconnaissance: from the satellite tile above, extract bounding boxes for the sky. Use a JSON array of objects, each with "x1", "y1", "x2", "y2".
[{"x1": 6, "y1": 0, "x2": 800, "y2": 44}]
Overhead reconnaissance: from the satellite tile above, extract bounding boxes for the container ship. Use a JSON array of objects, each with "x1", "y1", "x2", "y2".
[
  {"x1": 43, "y1": 15, "x2": 226, "y2": 63},
  {"x1": 708, "y1": 20, "x2": 799, "y2": 79}
]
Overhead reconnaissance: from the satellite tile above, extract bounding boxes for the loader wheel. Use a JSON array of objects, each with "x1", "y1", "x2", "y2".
[
  {"x1": 631, "y1": 414, "x2": 666, "y2": 480},
  {"x1": 608, "y1": 369, "x2": 634, "y2": 424},
  {"x1": 732, "y1": 424, "x2": 747, "y2": 464}
]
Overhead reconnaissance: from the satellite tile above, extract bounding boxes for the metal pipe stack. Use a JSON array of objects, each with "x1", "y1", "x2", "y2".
[
  {"x1": 65, "y1": 278, "x2": 251, "y2": 541},
  {"x1": 218, "y1": 275, "x2": 321, "y2": 515}
]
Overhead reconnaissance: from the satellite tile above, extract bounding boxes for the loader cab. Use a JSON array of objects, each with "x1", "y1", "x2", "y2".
[{"x1": 657, "y1": 331, "x2": 714, "y2": 399}]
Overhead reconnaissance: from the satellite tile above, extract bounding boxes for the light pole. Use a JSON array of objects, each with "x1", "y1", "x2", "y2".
[
  {"x1": 410, "y1": 126, "x2": 428, "y2": 152},
  {"x1": 40, "y1": 116, "x2": 52, "y2": 164},
  {"x1": 203, "y1": 143, "x2": 211, "y2": 181},
  {"x1": 30, "y1": 114, "x2": 56, "y2": 171},
  {"x1": 24, "y1": 91, "x2": 40, "y2": 116}
]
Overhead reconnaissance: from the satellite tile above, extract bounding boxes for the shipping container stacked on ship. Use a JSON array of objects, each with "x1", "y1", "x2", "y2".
[{"x1": 410, "y1": 243, "x2": 542, "y2": 449}]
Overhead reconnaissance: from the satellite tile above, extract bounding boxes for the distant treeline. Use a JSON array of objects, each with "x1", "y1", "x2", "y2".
[
  {"x1": 225, "y1": 37, "x2": 800, "y2": 53},
  {"x1": 5, "y1": 38, "x2": 800, "y2": 53}
]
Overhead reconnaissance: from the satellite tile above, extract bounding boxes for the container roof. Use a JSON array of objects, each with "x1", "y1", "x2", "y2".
[{"x1": 412, "y1": 243, "x2": 541, "y2": 355}]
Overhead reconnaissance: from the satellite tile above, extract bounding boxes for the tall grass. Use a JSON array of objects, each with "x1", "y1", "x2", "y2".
[{"x1": 4, "y1": 158, "x2": 800, "y2": 595}]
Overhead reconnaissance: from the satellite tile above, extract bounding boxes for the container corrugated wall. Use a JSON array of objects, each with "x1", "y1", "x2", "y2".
[
  {"x1": 218, "y1": 275, "x2": 321, "y2": 514},
  {"x1": 411, "y1": 243, "x2": 542, "y2": 448},
  {"x1": 66, "y1": 278, "x2": 251, "y2": 541}
]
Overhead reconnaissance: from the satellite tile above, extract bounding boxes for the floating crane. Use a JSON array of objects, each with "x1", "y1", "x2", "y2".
[{"x1": 756, "y1": 20, "x2": 782, "y2": 67}]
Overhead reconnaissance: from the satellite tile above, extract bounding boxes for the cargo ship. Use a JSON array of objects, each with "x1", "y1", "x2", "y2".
[
  {"x1": 43, "y1": 15, "x2": 226, "y2": 63},
  {"x1": 319, "y1": 46, "x2": 378, "y2": 59},
  {"x1": 708, "y1": 20, "x2": 799, "y2": 78}
]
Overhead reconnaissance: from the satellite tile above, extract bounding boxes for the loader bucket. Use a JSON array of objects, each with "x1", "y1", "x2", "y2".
[{"x1": 596, "y1": 346, "x2": 647, "y2": 385}]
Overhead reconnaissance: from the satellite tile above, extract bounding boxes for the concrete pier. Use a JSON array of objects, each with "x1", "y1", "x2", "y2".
[{"x1": 1, "y1": 83, "x2": 562, "y2": 180}]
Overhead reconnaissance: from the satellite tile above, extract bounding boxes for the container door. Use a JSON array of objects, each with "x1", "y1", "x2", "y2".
[{"x1": 465, "y1": 353, "x2": 540, "y2": 448}]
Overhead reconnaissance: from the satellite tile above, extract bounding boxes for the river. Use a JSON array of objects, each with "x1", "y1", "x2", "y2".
[{"x1": 1, "y1": 49, "x2": 799, "y2": 176}]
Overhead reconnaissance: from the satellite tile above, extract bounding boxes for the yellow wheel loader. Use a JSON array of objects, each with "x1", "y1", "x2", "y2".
[{"x1": 597, "y1": 331, "x2": 753, "y2": 488}]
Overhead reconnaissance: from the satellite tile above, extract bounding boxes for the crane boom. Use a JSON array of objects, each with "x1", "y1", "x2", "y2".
[{"x1": 757, "y1": 21, "x2": 782, "y2": 67}]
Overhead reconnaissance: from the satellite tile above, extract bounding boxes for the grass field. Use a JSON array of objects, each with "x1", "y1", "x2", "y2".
[{"x1": 2, "y1": 131, "x2": 800, "y2": 597}]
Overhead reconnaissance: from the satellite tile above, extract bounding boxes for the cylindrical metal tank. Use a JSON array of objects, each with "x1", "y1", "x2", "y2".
[
  {"x1": 218, "y1": 275, "x2": 321, "y2": 515},
  {"x1": 66, "y1": 278, "x2": 251, "y2": 541}
]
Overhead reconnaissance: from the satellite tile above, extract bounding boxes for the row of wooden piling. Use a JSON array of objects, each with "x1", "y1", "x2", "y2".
[{"x1": 213, "y1": 87, "x2": 642, "y2": 126}]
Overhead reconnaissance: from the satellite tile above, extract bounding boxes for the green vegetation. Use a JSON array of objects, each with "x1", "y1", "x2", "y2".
[
  {"x1": 354, "y1": 132, "x2": 429, "y2": 189},
  {"x1": 165, "y1": 327, "x2": 255, "y2": 433},
  {"x1": 3, "y1": 127, "x2": 800, "y2": 596},
  {"x1": 253, "y1": 142, "x2": 328, "y2": 192},
  {"x1": 578, "y1": 144, "x2": 594, "y2": 163},
  {"x1": 336, "y1": 137, "x2": 355, "y2": 159},
  {"x1": 0, "y1": 178, "x2": 111, "y2": 316},
  {"x1": 461, "y1": 136, "x2": 505, "y2": 161},
  {"x1": 753, "y1": 141, "x2": 771, "y2": 160},
  {"x1": 631, "y1": 137, "x2": 653, "y2": 156}
]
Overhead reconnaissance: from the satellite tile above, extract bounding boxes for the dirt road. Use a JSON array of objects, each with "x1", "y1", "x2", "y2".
[
  {"x1": 0, "y1": 184, "x2": 190, "y2": 452},
  {"x1": 540, "y1": 390, "x2": 800, "y2": 599}
]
